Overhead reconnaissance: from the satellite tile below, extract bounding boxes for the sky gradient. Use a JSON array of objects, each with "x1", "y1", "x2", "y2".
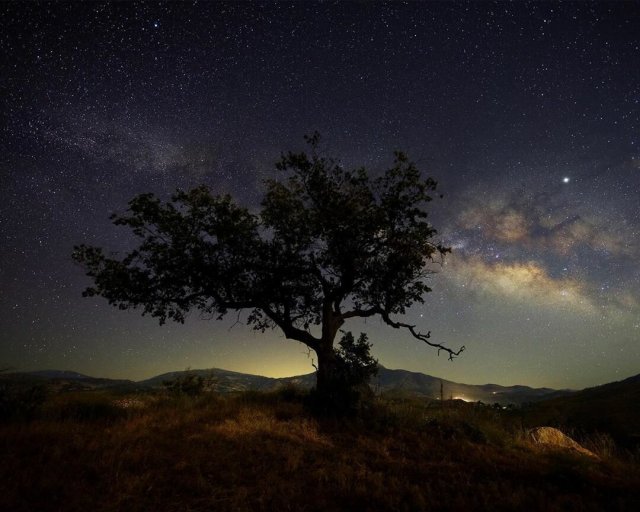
[{"x1": 2, "y1": 1, "x2": 639, "y2": 389}]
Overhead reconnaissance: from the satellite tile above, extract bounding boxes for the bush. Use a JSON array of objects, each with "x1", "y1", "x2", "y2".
[
  {"x1": 162, "y1": 370, "x2": 216, "y2": 397},
  {"x1": 274, "y1": 382, "x2": 307, "y2": 402},
  {"x1": 0, "y1": 381, "x2": 47, "y2": 421},
  {"x1": 46, "y1": 393, "x2": 126, "y2": 422},
  {"x1": 307, "y1": 331, "x2": 378, "y2": 417}
]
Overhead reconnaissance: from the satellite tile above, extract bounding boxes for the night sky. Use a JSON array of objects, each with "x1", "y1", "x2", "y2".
[{"x1": 2, "y1": 1, "x2": 639, "y2": 389}]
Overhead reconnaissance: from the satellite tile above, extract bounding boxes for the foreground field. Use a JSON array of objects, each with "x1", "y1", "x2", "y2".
[{"x1": 1, "y1": 390, "x2": 639, "y2": 512}]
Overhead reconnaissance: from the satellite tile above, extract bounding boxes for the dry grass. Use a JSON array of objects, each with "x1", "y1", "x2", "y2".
[{"x1": 1, "y1": 390, "x2": 639, "y2": 512}]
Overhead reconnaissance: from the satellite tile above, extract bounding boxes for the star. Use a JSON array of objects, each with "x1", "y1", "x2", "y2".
[{"x1": 1, "y1": 0, "x2": 638, "y2": 389}]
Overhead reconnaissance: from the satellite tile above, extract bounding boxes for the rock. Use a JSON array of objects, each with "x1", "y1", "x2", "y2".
[{"x1": 527, "y1": 426, "x2": 598, "y2": 458}]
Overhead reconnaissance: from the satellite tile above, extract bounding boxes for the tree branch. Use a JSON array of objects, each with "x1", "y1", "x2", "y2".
[
  {"x1": 340, "y1": 307, "x2": 380, "y2": 320},
  {"x1": 262, "y1": 305, "x2": 320, "y2": 351},
  {"x1": 204, "y1": 286, "x2": 260, "y2": 312},
  {"x1": 342, "y1": 305, "x2": 463, "y2": 360},
  {"x1": 379, "y1": 310, "x2": 465, "y2": 360}
]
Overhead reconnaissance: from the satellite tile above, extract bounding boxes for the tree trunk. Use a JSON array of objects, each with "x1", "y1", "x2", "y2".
[
  {"x1": 315, "y1": 342, "x2": 337, "y2": 399},
  {"x1": 310, "y1": 303, "x2": 346, "y2": 413},
  {"x1": 316, "y1": 303, "x2": 344, "y2": 393}
]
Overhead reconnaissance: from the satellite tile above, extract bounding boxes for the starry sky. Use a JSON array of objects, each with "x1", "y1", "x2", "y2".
[{"x1": 2, "y1": 1, "x2": 639, "y2": 389}]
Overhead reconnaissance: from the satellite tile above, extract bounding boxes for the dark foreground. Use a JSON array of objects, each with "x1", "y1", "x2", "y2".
[{"x1": 1, "y1": 390, "x2": 639, "y2": 512}]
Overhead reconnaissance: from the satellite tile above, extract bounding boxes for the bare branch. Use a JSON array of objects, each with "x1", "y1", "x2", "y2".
[
  {"x1": 380, "y1": 310, "x2": 465, "y2": 360},
  {"x1": 262, "y1": 305, "x2": 320, "y2": 351},
  {"x1": 228, "y1": 310, "x2": 243, "y2": 331},
  {"x1": 304, "y1": 346, "x2": 318, "y2": 371},
  {"x1": 340, "y1": 305, "x2": 463, "y2": 359}
]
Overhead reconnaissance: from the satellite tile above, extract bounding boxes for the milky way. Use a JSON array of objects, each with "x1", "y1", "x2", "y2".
[{"x1": 2, "y1": 1, "x2": 639, "y2": 388}]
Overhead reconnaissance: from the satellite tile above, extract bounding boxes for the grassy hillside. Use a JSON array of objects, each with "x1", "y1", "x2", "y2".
[
  {"x1": 522, "y1": 374, "x2": 640, "y2": 447},
  {"x1": 1, "y1": 388, "x2": 639, "y2": 512}
]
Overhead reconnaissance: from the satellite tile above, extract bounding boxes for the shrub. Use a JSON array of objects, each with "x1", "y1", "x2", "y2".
[
  {"x1": 46, "y1": 393, "x2": 126, "y2": 422},
  {"x1": 0, "y1": 381, "x2": 47, "y2": 421},
  {"x1": 162, "y1": 370, "x2": 216, "y2": 397},
  {"x1": 307, "y1": 332, "x2": 378, "y2": 417}
]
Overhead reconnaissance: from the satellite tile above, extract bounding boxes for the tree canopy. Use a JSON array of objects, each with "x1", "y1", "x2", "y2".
[{"x1": 73, "y1": 134, "x2": 463, "y2": 406}]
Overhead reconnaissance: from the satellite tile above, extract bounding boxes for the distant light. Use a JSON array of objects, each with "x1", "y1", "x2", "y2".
[{"x1": 563, "y1": 177, "x2": 570, "y2": 183}]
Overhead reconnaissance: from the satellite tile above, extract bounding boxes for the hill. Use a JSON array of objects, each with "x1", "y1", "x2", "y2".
[
  {"x1": 0, "y1": 369, "x2": 139, "y2": 393},
  {"x1": 523, "y1": 373, "x2": 640, "y2": 447},
  {"x1": 370, "y1": 366, "x2": 569, "y2": 404},
  {"x1": 139, "y1": 367, "x2": 280, "y2": 392}
]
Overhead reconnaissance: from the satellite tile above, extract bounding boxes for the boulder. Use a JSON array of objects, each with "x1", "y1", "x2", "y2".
[{"x1": 528, "y1": 426, "x2": 598, "y2": 458}]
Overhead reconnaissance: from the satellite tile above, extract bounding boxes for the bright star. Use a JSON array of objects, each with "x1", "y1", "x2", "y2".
[{"x1": 563, "y1": 177, "x2": 570, "y2": 183}]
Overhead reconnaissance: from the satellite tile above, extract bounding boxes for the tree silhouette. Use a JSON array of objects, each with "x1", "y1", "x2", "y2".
[{"x1": 73, "y1": 134, "x2": 463, "y2": 410}]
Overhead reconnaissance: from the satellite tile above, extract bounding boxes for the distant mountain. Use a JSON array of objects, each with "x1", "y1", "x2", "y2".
[
  {"x1": 4, "y1": 366, "x2": 569, "y2": 404},
  {"x1": 140, "y1": 367, "x2": 317, "y2": 393},
  {"x1": 1, "y1": 370, "x2": 139, "y2": 392},
  {"x1": 370, "y1": 367, "x2": 569, "y2": 405},
  {"x1": 27, "y1": 370, "x2": 93, "y2": 380},
  {"x1": 523, "y1": 373, "x2": 640, "y2": 447},
  {"x1": 139, "y1": 368, "x2": 281, "y2": 393}
]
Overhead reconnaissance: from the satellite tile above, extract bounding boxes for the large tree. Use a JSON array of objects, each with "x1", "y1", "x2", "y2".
[{"x1": 73, "y1": 134, "x2": 463, "y2": 406}]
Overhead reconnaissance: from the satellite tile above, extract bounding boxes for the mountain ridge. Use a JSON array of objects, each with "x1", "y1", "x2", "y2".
[{"x1": 2, "y1": 365, "x2": 586, "y2": 405}]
